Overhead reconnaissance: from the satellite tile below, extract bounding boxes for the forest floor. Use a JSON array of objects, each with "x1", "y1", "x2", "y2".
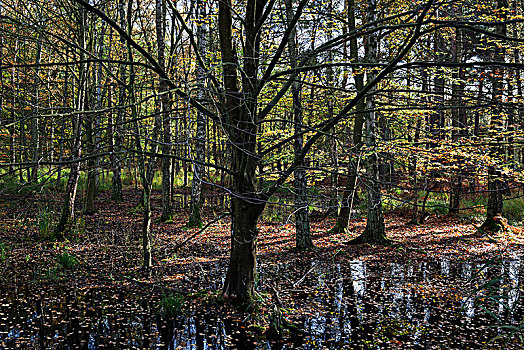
[{"x1": 1, "y1": 188, "x2": 523, "y2": 348}]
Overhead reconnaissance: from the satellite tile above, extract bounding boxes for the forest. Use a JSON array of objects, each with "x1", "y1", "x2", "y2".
[{"x1": 1, "y1": 0, "x2": 524, "y2": 348}]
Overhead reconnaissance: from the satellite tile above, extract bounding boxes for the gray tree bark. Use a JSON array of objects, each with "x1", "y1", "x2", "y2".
[
  {"x1": 284, "y1": 0, "x2": 313, "y2": 249},
  {"x1": 188, "y1": 0, "x2": 208, "y2": 228},
  {"x1": 332, "y1": 0, "x2": 365, "y2": 234},
  {"x1": 54, "y1": 3, "x2": 87, "y2": 239},
  {"x1": 349, "y1": 0, "x2": 388, "y2": 245},
  {"x1": 156, "y1": 0, "x2": 173, "y2": 222}
]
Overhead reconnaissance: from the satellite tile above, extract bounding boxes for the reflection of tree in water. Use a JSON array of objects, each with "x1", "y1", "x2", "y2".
[
  {"x1": 1, "y1": 259, "x2": 523, "y2": 349},
  {"x1": 297, "y1": 258, "x2": 524, "y2": 349}
]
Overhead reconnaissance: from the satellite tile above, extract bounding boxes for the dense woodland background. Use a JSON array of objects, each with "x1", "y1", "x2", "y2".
[{"x1": 1, "y1": 0, "x2": 524, "y2": 302}]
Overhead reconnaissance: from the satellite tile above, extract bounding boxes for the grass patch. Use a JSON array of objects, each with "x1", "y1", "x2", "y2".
[
  {"x1": 157, "y1": 292, "x2": 186, "y2": 317},
  {"x1": 504, "y1": 196, "x2": 524, "y2": 225},
  {"x1": 0, "y1": 242, "x2": 10, "y2": 262},
  {"x1": 57, "y1": 251, "x2": 79, "y2": 269},
  {"x1": 37, "y1": 207, "x2": 54, "y2": 239}
]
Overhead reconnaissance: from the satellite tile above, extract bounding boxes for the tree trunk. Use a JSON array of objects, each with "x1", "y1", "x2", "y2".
[
  {"x1": 219, "y1": 0, "x2": 266, "y2": 301},
  {"x1": 332, "y1": 0, "x2": 365, "y2": 234},
  {"x1": 349, "y1": 0, "x2": 388, "y2": 245},
  {"x1": 481, "y1": 0, "x2": 508, "y2": 231},
  {"x1": 223, "y1": 195, "x2": 264, "y2": 299},
  {"x1": 449, "y1": 23, "x2": 464, "y2": 214},
  {"x1": 285, "y1": 0, "x2": 313, "y2": 249},
  {"x1": 54, "y1": 3, "x2": 87, "y2": 239},
  {"x1": 188, "y1": 0, "x2": 208, "y2": 228},
  {"x1": 30, "y1": 33, "x2": 43, "y2": 184},
  {"x1": 84, "y1": 110, "x2": 97, "y2": 214},
  {"x1": 156, "y1": 0, "x2": 173, "y2": 222},
  {"x1": 111, "y1": 40, "x2": 125, "y2": 200}
]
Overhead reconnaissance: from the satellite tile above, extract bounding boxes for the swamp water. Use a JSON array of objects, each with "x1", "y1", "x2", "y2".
[{"x1": 1, "y1": 258, "x2": 522, "y2": 349}]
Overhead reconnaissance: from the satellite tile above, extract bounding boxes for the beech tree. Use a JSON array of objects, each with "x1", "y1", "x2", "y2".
[{"x1": 2, "y1": 0, "x2": 524, "y2": 304}]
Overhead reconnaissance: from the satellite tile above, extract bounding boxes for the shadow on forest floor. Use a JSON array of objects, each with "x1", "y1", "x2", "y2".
[{"x1": 1, "y1": 189, "x2": 523, "y2": 349}]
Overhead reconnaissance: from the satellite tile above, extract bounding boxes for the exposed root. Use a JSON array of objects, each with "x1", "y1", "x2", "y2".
[
  {"x1": 347, "y1": 232, "x2": 394, "y2": 246},
  {"x1": 479, "y1": 214, "x2": 510, "y2": 234}
]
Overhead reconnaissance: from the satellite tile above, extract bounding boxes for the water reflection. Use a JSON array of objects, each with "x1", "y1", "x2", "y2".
[
  {"x1": 0, "y1": 287, "x2": 243, "y2": 350},
  {"x1": 299, "y1": 257, "x2": 523, "y2": 349},
  {"x1": 1, "y1": 258, "x2": 522, "y2": 349}
]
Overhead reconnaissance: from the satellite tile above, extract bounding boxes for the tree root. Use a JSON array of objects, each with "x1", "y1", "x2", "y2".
[
  {"x1": 479, "y1": 214, "x2": 510, "y2": 234},
  {"x1": 347, "y1": 233, "x2": 394, "y2": 246}
]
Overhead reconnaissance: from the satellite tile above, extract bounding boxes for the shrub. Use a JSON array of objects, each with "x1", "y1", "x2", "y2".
[
  {"x1": 158, "y1": 292, "x2": 185, "y2": 317},
  {"x1": 0, "y1": 242, "x2": 9, "y2": 262},
  {"x1": 57, "y1": 251, "x2": 78, "y2": 269},
  {"x1": 37, "y1": 207, "x2": 53, "y2": 238}
]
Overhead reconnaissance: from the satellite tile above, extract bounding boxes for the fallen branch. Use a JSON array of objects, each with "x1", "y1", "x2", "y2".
[
  {"x1": 174, "y1": 213, "x2": 230, "y2": 251},
  {"x1": 292, "y1": 262, "x2": 318, "y2": 287}
]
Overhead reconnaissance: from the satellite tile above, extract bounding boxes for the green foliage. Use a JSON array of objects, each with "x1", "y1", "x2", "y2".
[
  {"x1": 423, "y1": 193, "x2": 449, "y2": 215},
  {"x1": 0, "y1": 242, "x2": 10, "y2": 262},
  {"x1": 152, "y1": 171, "x2": 163, "y2": 191},
  {"x1": 121, "y1": 170, "x2": 135, "y2": 186},
  {"x1": 504, "y1": 196, "x2": 524, "y2": 224},
  {"x1": 459, "y1": 194, "x2": 488, "y2": 220},
  {"x1": 261, "y1": 196, "x2": 293, "y2": 223},
  {"x1": 381, "y1": 195, "x2": 405, "y2": 213},
  {"x1": 157, "y1": 292, "x2": 185, "y2": 317},
  {"x1": 37, "y1": 207, "x2": 53, "y2": 238},
  {"x1": 97, "y1": 172, "x2": 113, "y2": 192},
  {"x1": 0, "y1": 172, "x2": 21, "y2": 193},
  {"x1": 57, "y1": 251, "x2": 78, "y2": 269},
  {"x1": 174, "y1": 171, "x2": 190, "y2": 188},
  {"x1": 73, "y1": 218, "x2": 86, "y2": 238},
  {"x1": 44, "y1": 266, "x2": 60, "y2": 281}
]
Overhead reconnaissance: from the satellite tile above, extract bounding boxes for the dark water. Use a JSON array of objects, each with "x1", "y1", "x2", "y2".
[
  {"x1": 1, "y1": 258, "x2": 522, "y2": 349},
  {"x1": 282, "y1": 258, "x2": 523, "y2": 349}
]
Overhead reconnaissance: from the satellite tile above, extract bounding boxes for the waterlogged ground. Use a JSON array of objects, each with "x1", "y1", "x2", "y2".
[
  {"x1": 1, "y1": 189, "x2": 523, "y2": 349},
  {"x1": 1, "y1": 259, "x2": 523, "y2": 349}
]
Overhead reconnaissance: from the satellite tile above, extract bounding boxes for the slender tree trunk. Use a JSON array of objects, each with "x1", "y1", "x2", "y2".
[
  {"x1": 324, "y1": 0, "x2": 339, "y2": 218},
  {"x1": 516, "y1": 51, "x2": 523, "y2": 169},
  {"x1": 449, "y1": 23, "x2": 464, "y2": 214},
  {"x1": 122, "y1": 0, "x2": 159, "y2": 269},
  {"x1": 84, "y1": 30, "x2": 99, "y2": 215},
  {"x1": 84, "y1": 110, "x2": 97, "y2": 214},
  {"x1": 332, "y1": 0, "x2": 365, "y2": 233},
  {"x1": 285, "y1": 0, "x2": 313, "y2": 249},
  {"x1": 188, "y1": 0, "x2": 208, "y2": 228},
  {"x1": 9, "y1": 44, "x2": 18, "y2": 175},
  {"x1": 156, "y1": 0, "x2": 173, "y2": 222},
  {"x1": 54, "y1": 3, "x2": 87, "y2": 238},
  {"x1": 111, "y1": 28, "x2": 125, "y2": 201},
  {"x1": 481, "y1": 0, "x2": 508, "y2": 231},
  {"x1": 349, "y1": 0, "x2": 388, "y2": 245},
  {"x1": 30, "y1": 33, "x2": 43, "y2": 184}
]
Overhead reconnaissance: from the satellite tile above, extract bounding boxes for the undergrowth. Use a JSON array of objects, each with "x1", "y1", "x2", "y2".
[
  {"x1": 157, "y1": 292, "x2": 186, "y2": 317},
  {"x1": 57, "y1": 251, "x2": 79, "y2": 269}
]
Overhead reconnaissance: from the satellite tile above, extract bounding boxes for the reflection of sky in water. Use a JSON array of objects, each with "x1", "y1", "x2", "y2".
[
  {"x1": 299, "y1": 258, "x2": 524, "y2": 349},
  {"x1": 350, "y1": 259, "x2": 366, "y2": 322},
  {"x1": 508, "y1": 259, "x2": 521, "y2": 313},
  {"x1": 441, "y1": 259, "x2": 450, "y2": 276},
  {"x1": 1, "y1": 258, "x2": 523, "y2": 349}
]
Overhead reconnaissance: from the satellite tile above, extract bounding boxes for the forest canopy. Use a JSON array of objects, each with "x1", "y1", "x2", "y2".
[{"x1": 1, "y1": 0, "x2": 524, "y2": 301}]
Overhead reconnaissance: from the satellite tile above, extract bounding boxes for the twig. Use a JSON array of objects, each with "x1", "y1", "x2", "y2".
[
  {"x1": 174, "y1": 213, "x2": 230, "y2": 251},
  {"x1": 292, "y1": 262, "x2": 318, "y2": 287}
]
